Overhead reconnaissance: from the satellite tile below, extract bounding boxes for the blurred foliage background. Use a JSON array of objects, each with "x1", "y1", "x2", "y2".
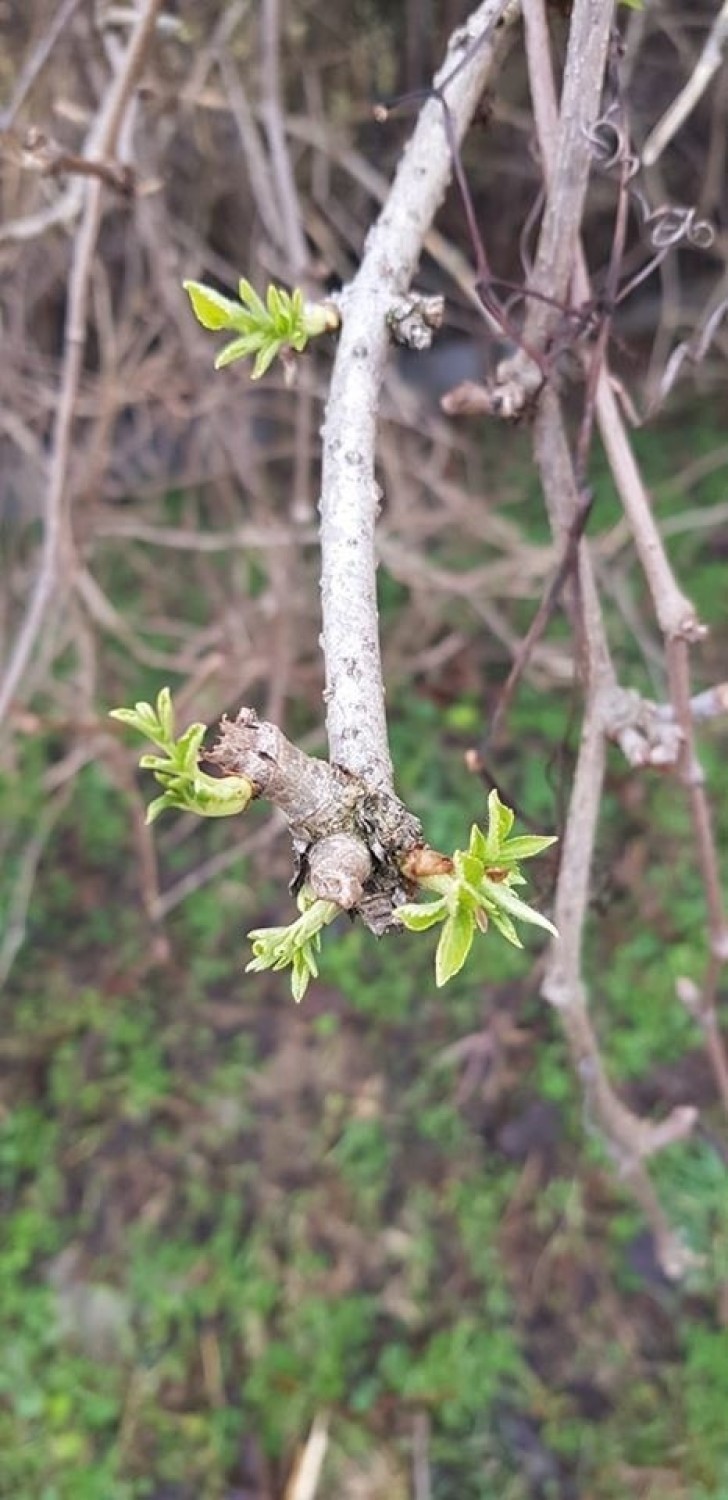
[{"x1": 2, "y1": 2, "x2": 728, "y2": 1496}]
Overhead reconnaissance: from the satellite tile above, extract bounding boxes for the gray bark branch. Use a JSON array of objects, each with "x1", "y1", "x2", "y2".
[{"x1": 318, "y1": 0, "x2": 519, "y2": 791}]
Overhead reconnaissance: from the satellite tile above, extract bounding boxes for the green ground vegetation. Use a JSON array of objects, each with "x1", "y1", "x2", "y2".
[{"x1": 2, "y1": 404, "x2": 728, "y2": 1499}]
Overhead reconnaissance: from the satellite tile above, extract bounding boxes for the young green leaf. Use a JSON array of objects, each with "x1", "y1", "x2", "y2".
[
  {"x1": 215, "y1": 336, "x2": 259, "y2": 370},
  {"x1": 110, "y1": 701, "x2": 166, "y2": 746},
  {"x1": 396, "y1": 897, "x2": 449, "y2": 932},
  {"x1": 174, "y1": 722, "x2": 207, "y2": 764},
  {"x1": 484, "y1": 788, "x2": 515, "y2": 858},
  {"x1": 183, "y1": 280, "x2": 243, "y2": 330},
  {"x1": 187, "y1": 274, "x2": 338, "y2": 379},
  {"x1": 435, "y1": 904, "x2": 475, "y2": 987},
  {"x1": 251, "y1": 342, "x2": 281, "y2": 381},
  {"x1": 238, "y1": 278, "x2": 268, "y2": 322},
  {"x1": 486, "y1": 906, "x2": 523, "y2": 948},
  {"x1": 467, "y1": 823, "x2": 487, "y2": 862},
  {"x1": 398, "y1": 798, "x2": 557, "y2": 985},
  {"x1": 138, "y1": 752, "x2": 177, "y2": 773},
  {"x1": 490, "y1": 834, "x2": 558, "y2": 866},
  {"x1": 483, "y1": 879, "x2": 558, "y2": 937},
  {"x1": 455, "y1": 851, "x2": 485, "y2": 890},
  {"x1": 189, "y1": 774, "x2": 253, "y2": 817},
  {"x1": 146, "y1": 790, "x2": 180, "y2": 824},
  {"x1": 245, "y1": 896, "x2": 338, "y2": 1002},
  {"x1": 111, "y1": 690, "x2": 252, "y2": 822},
  {"x1": 266, "y1": 283, "x2": 284, "y2": 320},
  {"x1": 156, "y1": 686, "x2": 175, "y2": 739}
]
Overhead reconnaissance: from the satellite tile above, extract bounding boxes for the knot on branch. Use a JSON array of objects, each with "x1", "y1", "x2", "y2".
[
  {"x1": 441, "y1": 379, "x2": 495, "y2": 416},
  {"x1": 307, "y1": 833, "x2": 372, "y2": 909},
  {"x1": 442, "y1": 350, "x2": 545, "y2": 423},
  {"x1": 3, "y1": 125, "x2": 136, "y2": 195},
  {"x1": 386, "y1": 293, "x2": 445, "y2": 350},
  {"x1": 209, "y1": 708, "x2": 422, "y2": 935},
  {"x1": 599, "y1": 686, "x2": 684, "y2": 768},
  {"x1": 442, "y1": 372, "x2": 540, "y2": 422}
]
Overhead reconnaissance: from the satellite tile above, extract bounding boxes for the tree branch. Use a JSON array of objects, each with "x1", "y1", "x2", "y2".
[
  {"x1": 318, "y1": 0, "x2": 519, "y2": 791},
  {"x1": 209, "y1": 709, "x2": 422, "y2": 933}
]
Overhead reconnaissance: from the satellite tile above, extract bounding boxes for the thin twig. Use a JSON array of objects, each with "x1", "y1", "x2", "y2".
[
  {"x1": 665, "y1": 636, "x2": 728, "y2": 1088},
  {"x1": 154, "y1": 814, "x2": 284, "y2": 920},
  {"x1": 103, "y1": 740, "x2": 166, "y2": 936},
  {"x1": 0, "y1": 0, "x2": 164, "y2": 726},
  {"x1": 0, "y1": 785, "x2": 72, "y2": 990},
  {"x1": 92, "y1": 517, "x2": 318, "y2": 551},
  {"x1": 217, "y1": 43, "x2": 285, "y2": 255},
  {"x1": 284, "y1": 1412, "x2": 330, "y2": 1500},
  {"x1": 522, "y1": 0, "x2": 613, "y2": 350},
  {"x1": 642, "y1": 0, "x2": 728, "y2": 166},
  {"x1": 3, "y1": 127, "x2": 136, "y2": 194},
  {"x1": 0, "y1": 0, "x2": 85, "y2": 130},
  {"x1": 0, "y1": 180, "x2": 84, "y2": 244},
  {"x1": 485, "y1": 490, "x2": 593, "y2": 748},
  {"x1": 412, "y1": 1411, "x2": 432, "y2": 1500},
  {"x1": 259, "y1": 0, "x2": 308, "y2": 277}
]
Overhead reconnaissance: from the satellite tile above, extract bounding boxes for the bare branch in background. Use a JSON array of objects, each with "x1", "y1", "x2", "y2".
[
  {"x1": 0, "y1": 0, "x2": 85, "y2": 130},
  {"x1": 534, "y1": 387, "x2": 698, "y2": 1277},
  {"x1": 0, "y1": 0, "x2": 164, "y2": 726},
  {"x1": 0, "y1": 785, "x2": 72, "y2": 989},
  {"x1": 642, "y1": 0, "x2": 728, "y2": 166},
  {"x1": 501, "y1": 0, "x2": 728, "y2": 1263},
  {"x1": 259, "y1": 0, "x2": 309, "y2": 277},
  {"x1": 0, "y1": 179, "x2": 84, "y2": 243},
  {"x1": 1, "y1": 125, "x2": 136, "y2": 195}
]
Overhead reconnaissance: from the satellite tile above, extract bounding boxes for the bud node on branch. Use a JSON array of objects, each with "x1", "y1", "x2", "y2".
[
  {"x1": 209, "y1": 708, "x2": 422, "y2": 934},
  {"x1": 307, "y1": 834, "x2": 372, "y2": 909},
  {"x1": 386, "y1": 292, "x2": 445, "y2": 349}
]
